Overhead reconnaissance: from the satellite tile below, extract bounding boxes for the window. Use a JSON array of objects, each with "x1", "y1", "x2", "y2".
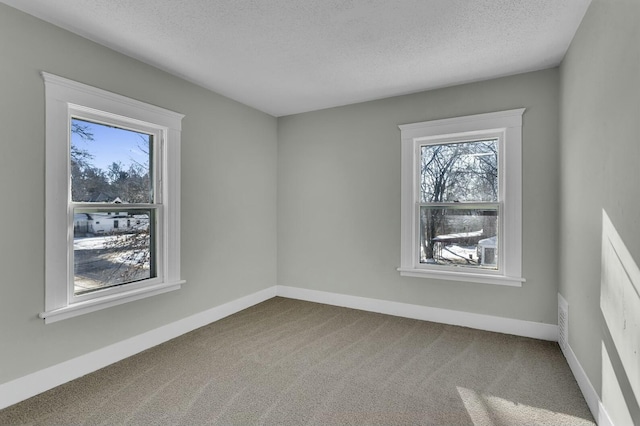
[
  {"x1": 398, "y1": 109, "x2": 525, "y2": 286},
  {"x1": 41, "y1": 72, "x2": 184, "y2": 323}
]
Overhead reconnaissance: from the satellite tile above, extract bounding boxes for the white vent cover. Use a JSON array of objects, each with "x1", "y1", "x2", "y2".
[{"x1": 558, "y1": 293, "x2": 569, "y2": 354}]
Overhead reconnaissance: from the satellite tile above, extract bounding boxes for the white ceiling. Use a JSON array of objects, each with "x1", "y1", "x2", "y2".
[{"x1": 2, "y1": 0, "x2": 591, "y2": 117}]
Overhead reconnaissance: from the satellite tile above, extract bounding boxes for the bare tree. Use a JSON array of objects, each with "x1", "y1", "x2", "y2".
[{"x1": 102, "y1": 223, "x2": 152, "y2": 283}]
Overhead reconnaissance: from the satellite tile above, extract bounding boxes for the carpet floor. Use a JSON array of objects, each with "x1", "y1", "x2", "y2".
[{"x1": 0, "y1": 297, "x2": 595, "y2": 425}]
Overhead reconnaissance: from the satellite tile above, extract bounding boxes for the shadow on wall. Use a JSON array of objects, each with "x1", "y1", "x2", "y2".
[{"x1": 600, "y1": 210, "x2": 640, "y2": 425}]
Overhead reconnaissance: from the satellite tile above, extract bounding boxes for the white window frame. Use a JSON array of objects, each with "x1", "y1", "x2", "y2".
[
  {"x1": 397, "y1": 109, "x2": 526, "y2": 287},
  {"x1": 41, "y1": 72, "x2": 185, "y2": 323}
]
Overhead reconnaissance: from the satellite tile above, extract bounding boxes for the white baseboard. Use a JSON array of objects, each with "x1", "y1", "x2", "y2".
[
  {"x1": 561, "y1": 342, "x2": 614, "y2": 426},
  {"x1": 0, "y1": 286, "x2": 277, "y2": 410},
  {"x1": 0, "y1": 284, "x2": 560, "y2": 411},
  {"x1": 276, "y1": 285, "x2": 558, "y2": 341}
]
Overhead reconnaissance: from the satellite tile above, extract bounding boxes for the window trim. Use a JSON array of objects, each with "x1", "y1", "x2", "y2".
[
  {"x1": 397, "y1": 109, "x2": 526, "y2": 287},
  {"x1": 41, "y1": 72, "x2": 185, "y2": 323}
]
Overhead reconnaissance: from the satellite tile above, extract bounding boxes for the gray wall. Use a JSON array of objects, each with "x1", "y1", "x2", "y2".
[
  {"x1": 278, "y1": 68, "x2": 560, "y2": 323},
  {"x1": 0, "y1": 4, "x2": 278, "y2": 384},
  {"x1": 6, "y1": 2, "x2": 636, "y2": 418},
  {"x1": 560, "y1": 0, "x2": 640, "y2": 424}
]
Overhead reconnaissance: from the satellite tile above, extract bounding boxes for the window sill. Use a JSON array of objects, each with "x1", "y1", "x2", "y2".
[
  {"x1": 397, "y1": 267, "x2": 524, "y2": 287},
  {"x1": 39, "y1": 280, "x2": 185, "y2": 324}
]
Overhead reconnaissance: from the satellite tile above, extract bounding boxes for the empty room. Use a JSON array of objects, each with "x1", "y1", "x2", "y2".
[{"x1": 0, "y1": 0, "x2": 638, "y2": 424}]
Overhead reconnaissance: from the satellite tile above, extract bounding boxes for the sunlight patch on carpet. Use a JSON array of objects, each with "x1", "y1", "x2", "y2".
[{"x1": 457, "y1": 386, "x2": 593, "y2": 426}]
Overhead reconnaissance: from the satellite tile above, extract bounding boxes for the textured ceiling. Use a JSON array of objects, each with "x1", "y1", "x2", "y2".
[{"x1": 2, "y1": 0, "x2": 591, "y2": 116}]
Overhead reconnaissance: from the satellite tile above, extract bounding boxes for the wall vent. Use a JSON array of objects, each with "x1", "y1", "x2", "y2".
[{"x1": 558, "y1": 293, "x2": 569, "y2": 355}]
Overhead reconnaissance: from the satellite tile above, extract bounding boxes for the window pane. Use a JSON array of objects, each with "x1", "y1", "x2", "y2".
[
  {"x1": 71, "y1": 118, "x2": 153, "y2": 203},
  {"x1": 419, "y1": 207, "x2": 498, "y2": 270},
  {"x1": 420, "y1": 139, "x2": 497, "y2": 203},
  {"x1": 74, "y1": 208, "x2": 156, "y2": 295}
]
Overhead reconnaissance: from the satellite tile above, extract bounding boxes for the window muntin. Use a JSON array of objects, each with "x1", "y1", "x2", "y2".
[{"x1": 418, "y1": 138, "x2": 500, "y2": 271}]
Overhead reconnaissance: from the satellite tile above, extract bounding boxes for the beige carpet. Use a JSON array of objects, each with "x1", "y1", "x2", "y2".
[{"x1": 0, "y1": 297, "x2": 594, "y2": 425}]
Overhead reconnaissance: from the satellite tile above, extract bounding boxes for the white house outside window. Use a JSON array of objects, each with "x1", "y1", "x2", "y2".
[
  {"x1": 41, "y1": 73, "x2": 184, "y2": 323},
  {"x1": 398, "y1": 109, "x2": 525, "y2": 287}
]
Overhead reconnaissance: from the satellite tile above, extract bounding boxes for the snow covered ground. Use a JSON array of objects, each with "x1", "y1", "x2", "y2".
[
  {"x1": 73, "y1": 234, "x2": 150, "y2": 294},
  {"x1": 440, "y1": 244, "x2": 478, "y2": 262},
  {"x1": 74, "y1": 235, "x2": 120, "y2": 250}
]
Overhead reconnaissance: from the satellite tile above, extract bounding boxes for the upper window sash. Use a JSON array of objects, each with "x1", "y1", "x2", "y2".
[
  {"x1": 418, "y1": 137, "x2": 501, "y2": 205},
  {"x1": 68, "y1": 107, "x2": 164, "y2": 205}
]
